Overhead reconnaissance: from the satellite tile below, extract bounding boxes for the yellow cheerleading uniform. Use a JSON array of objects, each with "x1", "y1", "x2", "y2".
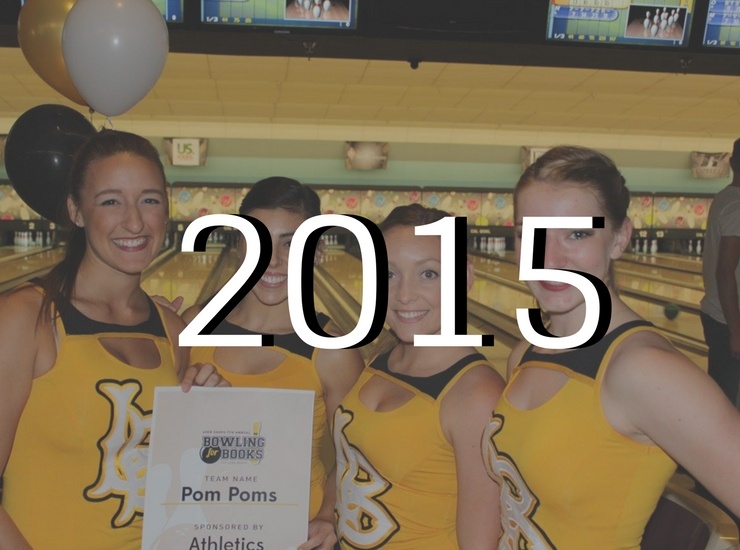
[
  {"x1": 4, "y1": 289, "x2": 179, "y2": 550},
  {"x1": 483, "y1": 321, "x2": 677, "y2": 550},
  {"x1": 188, "y1": 313, "x2": 331, "y2": 520},
  {"x1": 334, "y1": 351, "x2": 492, "y2": 550}
]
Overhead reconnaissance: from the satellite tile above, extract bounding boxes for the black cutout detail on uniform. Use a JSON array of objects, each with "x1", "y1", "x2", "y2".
[
  {"x1": 371, "y1": 351, "x2": 487, "y2": 399},
  {"x1": 211, "y1": 312, "x2": 331, "y2": 360},
  {"x1": 54, "y1": 294, "x2": 167, "y2": 337},
  {"x1": 520, "y1": 320, "x2": 653, "y2": 380}
]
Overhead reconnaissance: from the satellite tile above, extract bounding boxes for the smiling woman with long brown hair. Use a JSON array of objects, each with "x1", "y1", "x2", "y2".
[{"x1": 0, "y1": 130, "x2": 226, "y2": 550}]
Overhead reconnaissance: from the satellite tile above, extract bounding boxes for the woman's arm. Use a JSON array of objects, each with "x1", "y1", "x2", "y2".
[
  {"x1": 159, "y1": 306, "x2": 228, "y2": 390},
  {"x1": 605, "y1": 335, "x2": 740, "y2": 516},
  {"x1": 0, "y1": 289, "x2": 49, "y2": 550},
  {"x1": 443, "y1": 364, "x2": 506, "y2": 549},
  {"x1": 301, "y1": 323, "x2": 365, "y2": 550}
]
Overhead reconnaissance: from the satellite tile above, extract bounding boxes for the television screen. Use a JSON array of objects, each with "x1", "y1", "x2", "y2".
[
  {"x1": 154, "y1": 0, "x2": 184, "y2": 22},
  {"x1": 201, "y1": 0, "x2": 358, "y2": 30},
  {"x1": 702, "y1": 0, "x2": 740, "y2": 48},
  {"x1": 19, "y1": 0, "x2": 183, "y2": 23},
  {"x1": 546, "y1": 0, "x2": 695, "y2": 47}
]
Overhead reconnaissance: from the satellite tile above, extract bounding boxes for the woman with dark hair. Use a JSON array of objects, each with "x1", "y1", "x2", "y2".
[
  {"x1": 333, "y1": 203, "x2": 505, "y2": 549},
  {"x1": 184, "y1": 177, "x2": 364, "y2": 550},
  {"x1": 0, "y1": 129, "x2": 226, "y2": 549},
  {"x1": 483, "y1": 145, "x2": 740, "y2": 549}
]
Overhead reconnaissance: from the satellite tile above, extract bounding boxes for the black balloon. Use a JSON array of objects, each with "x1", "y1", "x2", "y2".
[{"x1": 3, "y1": 104, "x2": 96, "y2": 223}]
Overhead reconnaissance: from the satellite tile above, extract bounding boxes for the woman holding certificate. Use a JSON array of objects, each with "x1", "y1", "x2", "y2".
[
  {"x1": 184, "y1": 177, "x2": 365, "y2": 550},
  {"x1": 483, "y1": 145, "x2": 740, "y2": 548},
  {"x1": 333, "y1": 204, "x2": 505, "y2": 549},
  {"x1": 0, "y1": 130, "x2": 226, "y2": 549}
]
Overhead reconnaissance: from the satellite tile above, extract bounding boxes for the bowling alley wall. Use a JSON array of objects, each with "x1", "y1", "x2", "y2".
[{"x1": 0, "y1": 138, "x2": 732, "y2": 253}]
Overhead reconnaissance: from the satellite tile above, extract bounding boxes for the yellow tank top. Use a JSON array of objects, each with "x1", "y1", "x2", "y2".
[
  {"x1": 483, "y1": 321, "x2": 677, "y2": 550},
  {"x1": 3, "y1": 290, "x2": 180, "y2": 550},
  {"x1": 335, "y1": 352, "x2": 493, "y2": 550},
  {"x1": 188, "y1": 314, "x2": 330, "y2": 519}
]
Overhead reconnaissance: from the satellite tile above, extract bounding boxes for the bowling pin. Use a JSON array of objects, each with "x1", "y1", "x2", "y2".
[
  {"x1": 688, "y1": 240, "x2": 693, "y2": 254},
  {"x1": 650, "y1": 239, "x2": 658, "y2": 255},
  {"x1": 642, "y1": 239, "x2": 649, "y2": 254},
  {"x1": 651, "y1": 24, "x2": 658, "y2": 36},
  {"x1": 313, "y1": 5, "x2": 321, "y2": 17},
  {"x1": 323, "y1": 0, "x2": 331, "y2": 10},
  {"x1": 644, "y1": 17, "x2": 650, "y2": 30}
]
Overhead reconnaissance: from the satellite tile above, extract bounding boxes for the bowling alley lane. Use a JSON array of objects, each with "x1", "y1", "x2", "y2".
[
  {"x1": 616, "y1": 261, "x2": 704, "y2": 292},
  {"x1": 0, "y1": 245, "x2": 48, "y2": 261},
  {"x1": 621, "y1": 252, "x2": 703, "y2": 275},
  {"x1": 0, "y1": 247, "x2": 66, "y2": 288},
  {"x1": 615, "y1": 271, "x2": 703, "y2": 306},
  {"x1": 141, "y1": 248, "x2": 222, "y2": 311}
]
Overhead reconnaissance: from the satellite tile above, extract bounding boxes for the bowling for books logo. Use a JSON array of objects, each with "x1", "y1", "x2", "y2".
[{"x1": 200, "y1": 422, "x2": 265, "y2": 464}]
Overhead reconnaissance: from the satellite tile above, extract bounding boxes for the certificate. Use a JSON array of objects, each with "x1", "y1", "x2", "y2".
[{"x1": 142, "y1": 387, "x2": 314, "y2": 550}]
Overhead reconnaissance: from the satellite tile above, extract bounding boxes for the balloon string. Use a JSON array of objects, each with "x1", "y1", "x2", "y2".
[{"x1": 105, "y1": 117, "x2": 115, "y2": 129}]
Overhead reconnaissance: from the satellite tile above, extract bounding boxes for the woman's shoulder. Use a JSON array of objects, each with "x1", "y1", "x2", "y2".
[
  {"x1": 155, "y1": 299, "x2": 186, "y2": 337},
  {"x1": 0, "y1": 283, "x2": 45, "y2": 320},
  {"x1": 0, "y1": 284, "x2": 50, "y2": 357},
  {"x1": 441, "y1": 353, "x2": 505, "y2": 409},
  {"x1": 604, "y1": 328, "x2": 701, "y2": 394}
]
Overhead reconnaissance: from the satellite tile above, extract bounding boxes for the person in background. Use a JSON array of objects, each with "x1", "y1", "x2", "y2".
[
  {"x1": 483, "y1": 145, "x2": 740, "y2": 549},
  {"x1": 183, "y1": 177, "x2": 365, "y2": 550},
  {"x1": 701, "y1": 137, "x2": 740, "y2": 406},
  {"x1": 0, "y1": 130, "x2": 227, "y2": 550},
  {"x1": 334, "y1": 204, "x2": 505, "y2": 549}
]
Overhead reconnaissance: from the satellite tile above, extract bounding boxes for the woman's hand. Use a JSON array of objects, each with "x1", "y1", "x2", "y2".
[
  {"x1": 151, "y1": 294, "x2": 184, "y2": 314},
  {"x1": 180, "y1": 362, "x2": 230, "y2": 392},
  {"x1": 297, "y1": 518, "x2": 337, "y2": 550}
]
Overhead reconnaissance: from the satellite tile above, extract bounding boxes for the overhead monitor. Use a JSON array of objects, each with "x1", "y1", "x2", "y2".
[
  {"x1": 702, "y1": 0, "x2": 740, "y2": 48},
  {"x1": 546, "y1": 0, "x2": 695, "y2": 47},
  {"x1": 201, "y1": 0, "x2": 358, "y2": 30},
  {"x1": 19, "y1": 0, "x2": 183, "y2": 23},
  {"x1": 154, "y1": 0, "x2": 184, "y2": 22}
]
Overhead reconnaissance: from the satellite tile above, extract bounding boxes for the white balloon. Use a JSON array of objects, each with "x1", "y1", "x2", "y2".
[{"x1": 62, "y1": 0, "x2": 168, "y2": 117}]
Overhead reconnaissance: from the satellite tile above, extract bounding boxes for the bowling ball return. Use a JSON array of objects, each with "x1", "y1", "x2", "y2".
[{"x1": 664, "y1": 303, "x2": 680, "y2": 320}]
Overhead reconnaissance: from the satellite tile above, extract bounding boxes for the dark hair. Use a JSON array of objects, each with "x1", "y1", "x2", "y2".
[
  {"x1": 378, "y1": 203, "x2": 448, "y2": 234},
  {"x1": 39, "y1": 129, "x2": 166, "y2": 320},
  {"x1": 239, "y1": 177, "x2": 320, "y2": 219},
  {"x1": 515, "y1": 145, "x2": 630, "y2": 230},
  {"x1": 732, "y1": 138, "x2": 740, "y2": 172}
]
